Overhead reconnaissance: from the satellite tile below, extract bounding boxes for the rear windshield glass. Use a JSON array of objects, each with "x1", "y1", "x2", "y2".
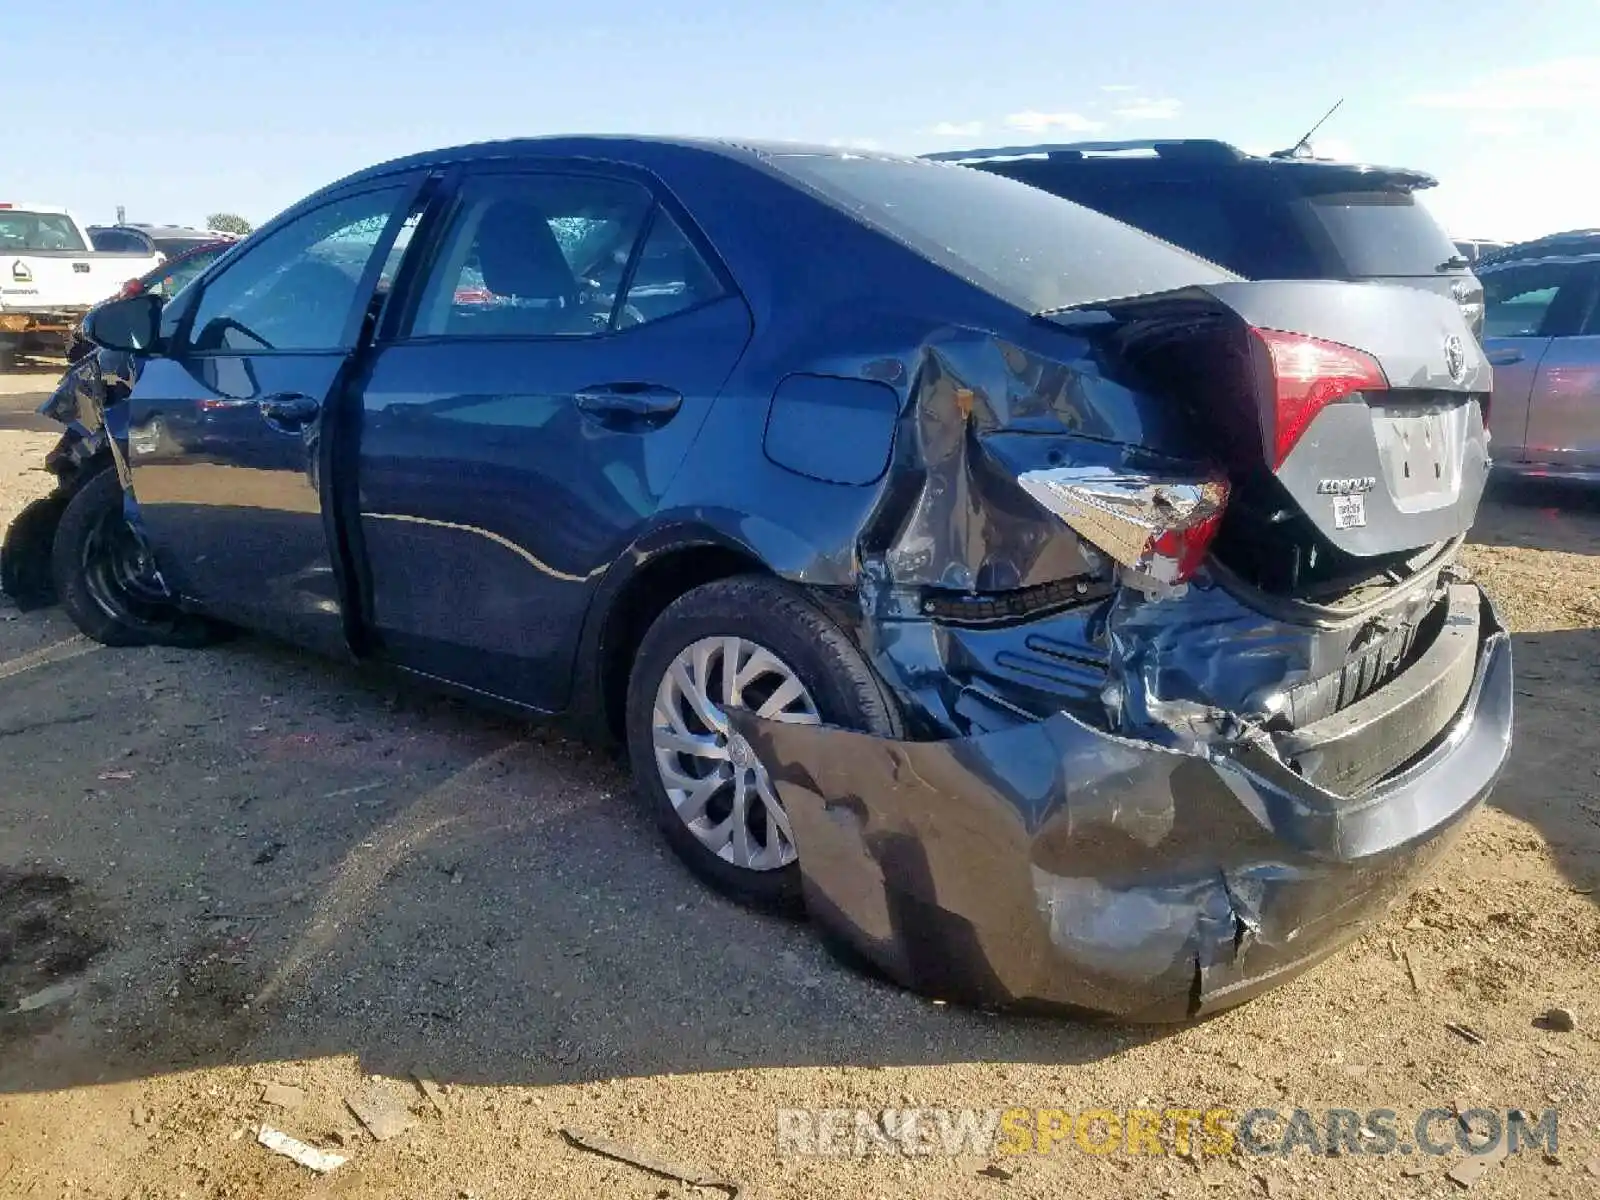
[
  {"x1": 764, "y1": 153, "x2": 1237, "y2": 312},
  {"x1": 0, "y1": 211, "x2": 87, "y2": 253},
  {"x1": 1034, "y1": 176, "x2": 1320, "y2": 279},
  {"x1": 1297, "y1": 190, "x2": 1460, "y2": 278}
]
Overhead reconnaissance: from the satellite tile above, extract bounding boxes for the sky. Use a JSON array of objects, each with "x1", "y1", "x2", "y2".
[{"x1": 5, "y1": 0, "x2": 1598, "y2": 242}]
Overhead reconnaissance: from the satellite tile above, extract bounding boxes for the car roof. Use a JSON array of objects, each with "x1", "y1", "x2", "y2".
[
  {"x1": 1472, "y1": 235, "x2": 1600, "y2": 272},
  {"x1": 1477, "y1": 229, "x2": 1600, "y2": 268},
  {"x1": 125, "y1": 224, "x2": 221, "y2": 238},
  {"x1": 328, "y1": 135, "x2": 916, "y2": 191},
  {"x1": 922, "y1": 138, "x2": 1438, "y2": 190}
]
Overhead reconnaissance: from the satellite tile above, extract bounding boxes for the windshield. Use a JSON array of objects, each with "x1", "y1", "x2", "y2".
[
  {"x1": 144, "y1": 246, "x2": 227, "y2": 297},
  {"x1": 765, "y1": 153, "x2": 1237, "y2": 312},
  {"x1": 151, "y1": 235, "x2": 220, "y2": 258},
  {"x1": 0, "y1": 210, "x2": 87, "y2": 253},
  {"x1": 1297, "y1": 189, "x2": 1461, "y2": 277}
]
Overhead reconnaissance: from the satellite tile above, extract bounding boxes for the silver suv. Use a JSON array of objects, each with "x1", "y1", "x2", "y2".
[{"x1": 1480, "y1": 230, "x2": 1600, "y2": 481}]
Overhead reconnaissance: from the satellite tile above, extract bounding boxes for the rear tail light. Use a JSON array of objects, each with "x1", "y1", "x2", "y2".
[
  {"x1": 1017, "y1": 467, "x2": 1230, "y2": 585},
  {"x1": 1252, "y1": 327, "x2": 1388, "y2": 469}
]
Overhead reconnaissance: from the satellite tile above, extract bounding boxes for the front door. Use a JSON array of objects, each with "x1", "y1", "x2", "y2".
[
  {"x1": 125, "y1": 180, "x2": 424, "y2": 655},
  {"x1": 354, "y1": 165, "x2": 753, "y2": 709},
  {"x1": 1481, "y1": 258, "x2": 1595, "y2": 466},
  {"x1": 1522, "y1": 264, "x2": 1600, "y2": 472}
]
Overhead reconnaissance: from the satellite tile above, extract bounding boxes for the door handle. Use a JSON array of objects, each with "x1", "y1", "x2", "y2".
[
  {"x1": 258, "y1": 392, "x2": 320, "y2": 429},
  {"x1": 1486, "y1": 349, "x2": 1524, "y2": 366},
  {"x1": 574, "y1": 383, "x2": 683, "y2": 424}
]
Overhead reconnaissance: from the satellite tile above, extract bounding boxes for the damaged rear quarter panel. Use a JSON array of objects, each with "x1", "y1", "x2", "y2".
[{"x1": 861, "y1": 324, "x2": 1207, "y2": 593}]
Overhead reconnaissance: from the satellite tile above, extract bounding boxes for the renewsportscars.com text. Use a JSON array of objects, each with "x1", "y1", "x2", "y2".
[{"x1": 775, "y1": 1106, "x2": 1559, "y2": 1159}]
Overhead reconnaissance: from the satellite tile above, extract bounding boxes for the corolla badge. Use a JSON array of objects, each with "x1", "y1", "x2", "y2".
[
  {"x1": 1444, "y1": 335, "x2": 1467, "y2": 385},
  {"x1": 1317, "y1": 476, "x2": 1377, "y2": 495}
]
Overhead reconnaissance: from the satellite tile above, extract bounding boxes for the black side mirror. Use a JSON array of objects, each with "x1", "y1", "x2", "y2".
[{"x1": 82, "y1": 293, "x2": 164, "y2": 355}]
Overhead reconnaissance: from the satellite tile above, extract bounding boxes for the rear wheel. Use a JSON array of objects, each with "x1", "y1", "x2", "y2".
[
  {"x1": 625, "y1": 575, "x2": 899, "y2": 911},
  {"x1": 50, "y1": 468, "x2": 225, "y2": 648}
]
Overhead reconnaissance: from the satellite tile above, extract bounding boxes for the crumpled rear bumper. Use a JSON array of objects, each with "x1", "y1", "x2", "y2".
[{"x1": 738, "y1": 591, "x2": 1512, "y2": 1022}]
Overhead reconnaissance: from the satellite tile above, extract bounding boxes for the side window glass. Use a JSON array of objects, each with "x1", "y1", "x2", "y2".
[
  {"x1": 1481, "y1": 263, "x2": 1574, "y2": 338},
  {"x1": 1577, "y1": 267, "x2": 1600, "y2": 336},
  {"x1": 411, "y1": 174, "x2": 652, "y2": 339},
  {"x1": 616, "y1": 209, "x2": 724, "y2": 327},
  {"x1": 187, "y1": 187, "x2": 407, "y2": 353}
]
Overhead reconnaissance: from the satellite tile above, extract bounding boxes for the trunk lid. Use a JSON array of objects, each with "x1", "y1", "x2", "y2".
[
  {"x1": 1361, "y1": 272, "x2": 1483, "y2": 339},
  {"x1": 1046, "y1": 278, "x2": 1491, "y2": 592},
  {"x1": 1205, "y1": 279, "x2": 1491, "y2": 556}
]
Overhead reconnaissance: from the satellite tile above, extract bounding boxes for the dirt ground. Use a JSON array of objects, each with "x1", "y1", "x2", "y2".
[{"x1": 0, "y1": 368, "x2": 1596, "y2": 1199}]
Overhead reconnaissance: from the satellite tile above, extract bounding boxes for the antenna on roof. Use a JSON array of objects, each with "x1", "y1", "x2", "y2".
[{"x1": 1271, "y1": 98, "x2": 1344, "y2": 159}]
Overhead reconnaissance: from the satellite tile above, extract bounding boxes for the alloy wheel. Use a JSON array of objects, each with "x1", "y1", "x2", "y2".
[{"x1": 651, "y1": 636, "x2": 820, "y2": 871}]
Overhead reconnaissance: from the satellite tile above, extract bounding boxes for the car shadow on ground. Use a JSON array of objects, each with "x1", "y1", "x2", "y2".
[
  {"x1": 0, "y1": 621, "x2": 1170, "y2": 1098},
  {"x1": 0, "y1": 376, "x2": 60, "y2": 433},
  {"x1": 2, "y1": 594, "x2": 1595, "y2": 1100},
  {"x1": 1471, "y1": 476, "x2": 1600, "y2": 553},
  {"x1": 1491, "y1": 627, "x2": 1600, "y2": 900}
]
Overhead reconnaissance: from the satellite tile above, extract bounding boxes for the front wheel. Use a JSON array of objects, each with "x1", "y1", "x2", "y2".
[
  {"x1": 626, "y1": 575, "x2": 900, "y2": 912},
  {"x1": 50, "y1": 468, "x2": 226, "y2": 648}
]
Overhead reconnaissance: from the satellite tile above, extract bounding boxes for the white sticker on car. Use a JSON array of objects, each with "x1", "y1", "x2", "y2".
[{"x1": 1332, "y1": 494, "x2": 1367, "y2": 530}]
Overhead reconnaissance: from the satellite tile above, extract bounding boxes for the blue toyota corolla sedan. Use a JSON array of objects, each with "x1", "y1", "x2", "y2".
[{"x1": 27, "y1": 137, "x2": 1509, "y2": 1019}]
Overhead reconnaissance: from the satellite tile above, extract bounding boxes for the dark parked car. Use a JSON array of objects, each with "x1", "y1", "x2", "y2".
[
  {"x1": 926, "y1": 139, "x2": 1485, "y2": 337},
  {"x1": 87, "y1": 223, "x2": 236, "y2": 260},
  {"x1": 21, "y1": 138, "x2": 1509, "y2": 1021},
  {"x1": 1477, "y1": 229, "x2": 1600, "y2": 480}
]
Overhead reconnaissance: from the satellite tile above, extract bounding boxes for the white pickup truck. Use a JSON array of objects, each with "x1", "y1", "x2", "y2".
[{"x1": 1, "y1": 202, "x2": 163, "y2": 370}]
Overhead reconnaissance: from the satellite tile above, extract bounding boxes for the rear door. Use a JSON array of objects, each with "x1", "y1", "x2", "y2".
[
  {"x1": 1479, "y1": 259, "x2": 1595, "y2": 463},
  {"x1": 354, "y1": 161, "x2": 753, "y2": 710},
  {"x1": 125, "y1": 177, "x2": 427, "y2": 655}
]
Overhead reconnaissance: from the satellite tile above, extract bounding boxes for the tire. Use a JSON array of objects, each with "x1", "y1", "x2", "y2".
[
  {"x1": 50, "y1": 468, "x2": 225, "y2": 648},
  {"x1": 626, "y1": 574, "x2": 901, "y2": 912},
  {"x1": 0, "y1": 338, "x2": 17, "y2": 373}
]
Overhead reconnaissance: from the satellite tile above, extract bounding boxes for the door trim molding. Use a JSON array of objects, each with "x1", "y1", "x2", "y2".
[{"x1": 362, "y1": 511, "x2": 602, "y2": 583}]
